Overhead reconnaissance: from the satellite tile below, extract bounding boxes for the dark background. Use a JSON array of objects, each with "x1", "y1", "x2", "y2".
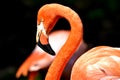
[{"x1": 0, "y1": 0, "x2": 120, "y2": 80}]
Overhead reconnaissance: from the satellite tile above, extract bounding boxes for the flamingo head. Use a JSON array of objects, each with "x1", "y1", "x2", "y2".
[{"x1": 36, "y1": 19, "x2": 55, "y2": 55}]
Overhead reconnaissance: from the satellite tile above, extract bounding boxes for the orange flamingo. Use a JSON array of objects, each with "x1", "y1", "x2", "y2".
[
  {"x1": 71, "y1": 46, "x2": 120, "y2": 80},
  {"x1": 15, "y1": 30, "x2": 69, "y2": 78},
  {"x1": 16, "y1": 30, "x2": 88, "y2": 80},
  {"x1": 16, "y1": 3, "x2": 120, "y2": 80}
]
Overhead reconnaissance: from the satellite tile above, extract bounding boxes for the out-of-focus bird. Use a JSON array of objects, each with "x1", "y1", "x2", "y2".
[
  {"x1": 16, "y1": 30, "x2": 88, "y2": 80},
  {"x1": 16, "y1": 3, "x2": 120, "y2": 80}
]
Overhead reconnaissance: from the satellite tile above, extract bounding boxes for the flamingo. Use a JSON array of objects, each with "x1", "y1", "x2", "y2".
[
  {"x1": 71, "y1": 46, "x2": 120, "y2": 80},
  {"x1": 16, "y1": 30, "x2": 88, "y2": 80},
  {"x1": 16, "y1": 3, "x2": 120, "y2": 80}
]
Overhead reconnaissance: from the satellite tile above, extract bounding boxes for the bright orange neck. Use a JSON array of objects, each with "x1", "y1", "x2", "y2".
[{"x1": 37, "y1": 3, "x2": 83, "y2": 80}]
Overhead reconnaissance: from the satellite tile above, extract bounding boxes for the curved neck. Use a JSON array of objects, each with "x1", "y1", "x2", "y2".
[{"x1": 38, "y1": 4, "x2": 83, "y2": 80}]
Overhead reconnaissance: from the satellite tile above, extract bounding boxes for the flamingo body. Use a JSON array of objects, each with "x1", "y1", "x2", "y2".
[
  {"x1": 16, "y1": 3, "x2": 120, "y2": 80},
  {"x1": 71, "y1": 46, "x2": 120, "y2": 80},
  {"x1": 16, "y1": 30, "x2": 87, "y2": 79}
]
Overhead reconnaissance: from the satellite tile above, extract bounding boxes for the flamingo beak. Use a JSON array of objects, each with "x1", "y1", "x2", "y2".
[{"x1": 36, "y1": 21, "x2": 55, "y2": 55}]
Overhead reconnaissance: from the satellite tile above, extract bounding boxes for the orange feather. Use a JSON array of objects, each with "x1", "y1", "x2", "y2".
[
  {"x1": 16, "y1": 30, "x2": 88, "y2": 80},
  {"x1": 16, "y1": 3, "x2": 120, "y2": 80}
]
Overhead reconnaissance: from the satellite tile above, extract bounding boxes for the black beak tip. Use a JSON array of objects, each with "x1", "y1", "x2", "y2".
[{"x1": 37, "y1": 41, "x2": 55, "y2": 55}]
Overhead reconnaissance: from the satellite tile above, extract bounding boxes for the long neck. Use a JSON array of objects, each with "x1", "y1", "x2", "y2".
[{"x1": 44, "y1": 4, "x2": 83, "y2": 80}]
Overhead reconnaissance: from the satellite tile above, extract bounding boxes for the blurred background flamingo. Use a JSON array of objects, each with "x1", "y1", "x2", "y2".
[
  {"x1": 1, "y1": 0, "x2": 120, "y2": 80},
  {"x1": 16, "y1": 30, "x2": 88, "y2": 80},
  {"x1": 16, "y1": 3, "x2": 120, "y2": 80}
]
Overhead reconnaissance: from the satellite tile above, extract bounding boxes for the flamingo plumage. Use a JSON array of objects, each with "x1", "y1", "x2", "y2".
[
  {"x1": 16, "y1": 3, "x2": 120, "y2": 80},
  {"x1": 16, "y1": 30, "x2": 88, "y2": 80}
]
